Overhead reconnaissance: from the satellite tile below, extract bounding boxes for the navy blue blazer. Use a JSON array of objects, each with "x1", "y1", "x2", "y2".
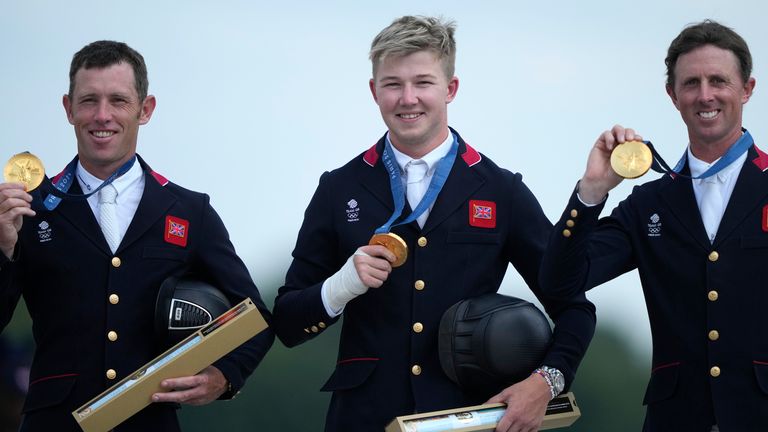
[
  {"x1": 541, "y1": 144, "x2": 768, "y2": 431},
  {"x1": 273, "y1": 129, "x2": 596, "y2": 431},
  {"x1": 0, "y1": 155, "x2": 274, "y2": 432}
]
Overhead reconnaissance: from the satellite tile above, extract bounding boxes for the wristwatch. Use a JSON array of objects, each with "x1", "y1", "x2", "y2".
[{"x1": 533, "y1": 366, "x2": 565, "y2": 399}]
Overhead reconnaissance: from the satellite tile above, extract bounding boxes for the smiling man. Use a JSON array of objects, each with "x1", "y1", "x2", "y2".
[
  {"x1": 0, "y1": 40, "x2": 274, "y2": 431},
  {"x1": 540, "y1": 20, "x2": 764, "y2": 431},
  {"x1": 273, "y1": 16, "x2": 596, "y2": 432}
]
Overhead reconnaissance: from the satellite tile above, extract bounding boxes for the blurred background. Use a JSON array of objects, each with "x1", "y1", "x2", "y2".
[{"x1": 2, "y1": 0, "x2": 767, "y2": 430}]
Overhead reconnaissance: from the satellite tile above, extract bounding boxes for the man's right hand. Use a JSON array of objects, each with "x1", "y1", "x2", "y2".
[
  {"x1": 0, "y1": 183, "x2": 35, "y2": 260},
  {"x1": 352, "y1": 244, "x2": 396, "y2": 288},
  {"x1": 579, "y1": 124, "x2": 643, "y2": 204}
]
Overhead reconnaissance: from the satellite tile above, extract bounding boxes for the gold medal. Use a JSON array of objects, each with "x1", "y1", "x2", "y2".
[
  {"x1": 4, "y1": 152, "x2": 45, "y2": 191},
  {"x1": 610, "y1": 141, "x2": 652, "y2": 179},
  {"x1": 369, "y1": 232, "x2": 408, "y2": 267}
]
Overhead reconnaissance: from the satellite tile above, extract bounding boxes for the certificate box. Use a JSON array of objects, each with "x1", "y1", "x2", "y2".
[
  {"x1": 72, "y1": 298, "x2": 267, "y2": 432},
  {"x1": 385, "y1": 392, "x2": 580, "y2": 432}
]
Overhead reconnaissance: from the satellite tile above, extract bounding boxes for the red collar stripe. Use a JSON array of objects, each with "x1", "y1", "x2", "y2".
[
  {"x1": 752, "y1": 145, "x2": 768, "y2": 172},
  {"x1": 461, "y1": 143, "x2": 482, "y2": 167},
  {"x1": 151, "y1": 171, "x2": 169, "y2": 186}
]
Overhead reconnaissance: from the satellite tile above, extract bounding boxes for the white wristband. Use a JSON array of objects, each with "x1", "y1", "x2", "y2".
[{"x1": 322, "y1": 249, "x2": 370, "y2": 315}]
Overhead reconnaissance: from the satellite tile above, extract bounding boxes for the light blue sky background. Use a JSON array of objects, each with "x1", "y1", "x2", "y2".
[{"x1": 3, "y1": 1, "x2": 767, "y2": 360}]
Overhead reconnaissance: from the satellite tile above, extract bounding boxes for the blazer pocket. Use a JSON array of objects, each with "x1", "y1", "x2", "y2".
[
  {"x1": 753, "y1": 361, "x2": 768, "y2": 395},
  {"x1": 320, "y1": 358, "x2": 378, "y2": 392},
  {"x1": 447, "y1": 232, "x2": 501, "y2": 244},
  {"x1": 22, "y1": 374, "x2": 77, "y2": 413},
  {"x1": 143, "y1": 246, "x2": 189, "y2": 261},
  {"x1": 643, "y1": 362, "x2": 680, "y2": 405}
]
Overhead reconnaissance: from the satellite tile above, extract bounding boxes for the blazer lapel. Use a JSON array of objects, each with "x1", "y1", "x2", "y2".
[
  {"x1": 54, "y1": 181, "x2": 112, "y2": 253},
  {"x1": 422, "y1": 136, "x2": 485, "y2": 234},
  {"x1": 658, "y1": 167, "x2": 711, "y2": 250},
  {"x1": 714, "y1": 145, "x2": 768, "y2": 245},
  {"x1": 360, "y1": 135, "x2": 397, "y2": 213},
  {"x1": 119, "y1": 163, "x2": 177, "y2": 251}
]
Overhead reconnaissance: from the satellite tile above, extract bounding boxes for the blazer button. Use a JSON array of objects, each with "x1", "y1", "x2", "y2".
[
  {"x1": 708, "y1": 251, "x2": 719, "y2": 262},
  {"x1": 303, "y1": 328, "x2": 311, "y2": 333},
  {"x1": 562, "y1": 229, "x2": 572, "y2": 238},
  {"x1": 417, "y1": 237, "x2": 428, "y2": 247},
  {"x1": 570, "y1": 209, "x2": 578, "y2": 218},
  {"x1": 707, "y1": 290, "x2": 718, "y2": 301},
  {"x1": 708, "y1": 330, "x2": 719, "y2": 341},
  {"x1": 412, "y1": 322, "x2": 424, "y2": 333},
  {"x1": 111, "y1": 257, "x2": 122, "y2": 268},
  {"x1": 311, "y1": 326, "x2": 319, "y2": 333},
  {"x1": 710, "y1": 366, "x2": 720, "y2": 377},
  {"x1": 566, "y1": 219, "x2": 575, "y2": 227},
  {"x1": 107, "y1": 331, "x2": 118, "y2": 342},
  {"x1": 411, "y1": 365, "x2": 422, "y2": 376},
  {"x1": 106, "y1": 369, "x2": 117, "y2": 380},
  {"x1": 318, "y1": 322, "x2": 326, "y2": 329},
  {"x1": 109, "y1": 294, "x2": 120, "y2": 305},
  {"x1": 414, "y1": 280, "x2": 425, "y2": 291}
]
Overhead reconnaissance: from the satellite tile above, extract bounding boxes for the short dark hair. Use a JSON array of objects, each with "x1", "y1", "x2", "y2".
[
  {"x1": 665, "y1": 20, "x2": 752, "y2": 88},
  {"x1": 68, "y1": 40, "x2": 149, "y2": 101}
]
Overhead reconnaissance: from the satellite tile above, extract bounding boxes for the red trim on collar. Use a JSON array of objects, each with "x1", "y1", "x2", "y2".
[
  {"x1": 752, "y1": 145, "x2": 768, "y2": 172},
  {"x1": 461, "y1": 143, "x2": 482, "y2": 167},
  {"x1": 150, "y1": 171, "x2": 169, "y2": 186},
  {"x1": 51, "y1": 169, "x2": 66, "y2": 184},
  {"x1": 363, "y1": 144, "x2": 379, "y2": 167}
]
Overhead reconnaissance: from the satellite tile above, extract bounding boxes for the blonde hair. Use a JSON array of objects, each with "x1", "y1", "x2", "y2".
[{"x1": 369, "y1": 15, "x2": 456, "y2": 79}]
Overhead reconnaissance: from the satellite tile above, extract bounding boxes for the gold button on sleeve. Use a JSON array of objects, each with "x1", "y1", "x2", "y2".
[
  {"x1": 708, "y1": 251, "x2": 719, "y2": 262},
  {"x1": 708, "y1": 330, "x2": 719, "y2": 341},
  {"x1": 318, "y1": 322, "x2": 326, "y2": 329},
  {"x1": 111, "y1": 257, "x2": 122, "y2": 268},
  {"x1": 710, "y1": 366, "x2": 720, "y2": 377},
  {"x1": 311, "y1": 326, "x2": 319, "y2": 333},
  {"x1": 107, "y1": 331, "x2": 118, "y2": 342},
  {"x1": 417, "y1": 237, "x2": 428, "y2": 247},
  {"x1": 562, "y1": 229, "x2": 572, "y2": 238},
  {"x1": 570, "y1": 209, "x2": 578, "y2": 218},
  {"x1": 412, "y1": 322, "x2": 424, "y2": 333},
  {"x1": 414, "y1": 280, "x2": 425, "y2": 291},
  {"x1": 106, "y1": 369, "x2": 117, "y2": 380},
  {"x1": 411, "y1": 365, "x2": 422, "y2": 376},
  {"x1": 566, "y1": 220, "x2": 575, "y2": 227},
  {"x1": 109, "y1": 294, "x2": 119, "y2": 304},
  {"x1": 303, "y1": 328, "x2": 311, "y2": 333},
  {"x1": 708, "y1": 290, "x2": 718, "y2": 301}
]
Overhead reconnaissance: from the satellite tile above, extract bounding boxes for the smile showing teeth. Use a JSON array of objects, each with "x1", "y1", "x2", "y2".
[
  {"x1": 698, "y1": 110, "x2": 719, "y2": 119},
  {"x1": 399, "y1": 113, "x2": 421, "y2": 119}
]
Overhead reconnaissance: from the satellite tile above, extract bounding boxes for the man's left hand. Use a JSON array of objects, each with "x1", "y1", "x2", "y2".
[
  {"x1": 486, "y1": 374, "x2": 551, "y2": 432},
  {"x1": 151, "y1": 365, "x2": 228, "y2": 406}
]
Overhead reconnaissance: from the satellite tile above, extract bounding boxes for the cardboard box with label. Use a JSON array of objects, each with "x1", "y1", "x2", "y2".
[
  {"x1": 73, "y1": 298, "x2": 267, "y2": 432},
  {"x1": 386, "y1": 392, "x2": 580, "y2": 432}
]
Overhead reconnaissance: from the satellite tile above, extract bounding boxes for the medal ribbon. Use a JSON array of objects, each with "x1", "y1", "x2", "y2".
[
  {"x1": 374, "y1": 134, "x2": 458, "y2": 234},
  {"x1": 646, "y1": 128, "x2": 753, "y2": 179},
  {"x1": 41, "y1": 156, "x2": 136, "y2": 211}
]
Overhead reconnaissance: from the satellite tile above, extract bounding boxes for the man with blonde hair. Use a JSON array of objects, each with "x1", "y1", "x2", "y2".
[{"x1": 274, "y1": 16, "x2": 595, "y2": 431}]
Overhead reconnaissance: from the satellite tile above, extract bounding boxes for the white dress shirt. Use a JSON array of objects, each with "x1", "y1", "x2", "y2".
[
  {"x1": 389, "y1": 130, "x2": 454, "y2": 228},
  {"x1": 688, "y1": 147, "x2": 747, "y2": 243},
  {"x1": 77, "y1": 158, "x2": 145, "y2": 245}
]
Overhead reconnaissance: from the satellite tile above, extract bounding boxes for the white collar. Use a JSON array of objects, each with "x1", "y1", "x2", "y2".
[
  {"x1": 76, "y1": 157, "x2": 143, "y2": 196},
  {"x1": 387, "y1": 130, "x2": 454, "y2": 174},
  {"x1": 687, "y1": 146, "x2": 746, "y2": 183}
]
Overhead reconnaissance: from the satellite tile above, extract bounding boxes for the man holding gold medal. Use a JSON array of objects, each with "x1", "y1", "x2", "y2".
[
  {"x1": 273, "y1": 15, "x2": 596, "y2": 432},
  {"x1": 0, "y1": 41, "x2": 274, "y2": 431},
  {"x1": 540, "y1": 21, "x2": 766, "y2": 431}
]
